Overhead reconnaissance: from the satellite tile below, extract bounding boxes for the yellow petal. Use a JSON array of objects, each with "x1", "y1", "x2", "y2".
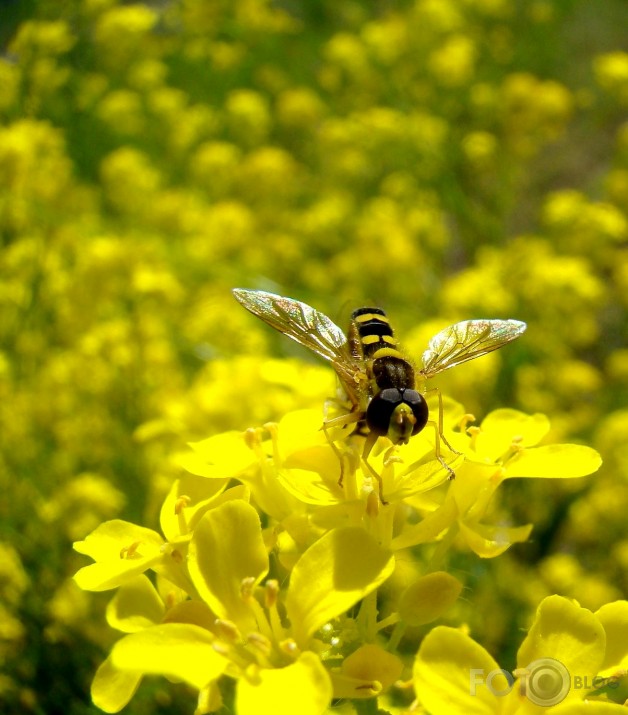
[
  {"x1": 111, "y1": 623, "x2": 226, "y2": 690},
  {"x1": 451, "y1": 464, "x2": 503, "y2": 528},
  {"x1": 188, "y1": 500, "x2": 268, "y2": 630},
  {"x1": 236, "y1": 652, "x2": 332, "y2": 715},
  {"x1": 278, "y1": 408, "x2": 329, "y2": 452},
  {"x1": 517, "y1": 595, "x2": 605, "y2": 686},
  {"x1": 285, "y1": 527, "x2": 394, "y2": 646},
  {"x1": 182, "y1": 431, "x2": 256, "y2": 478},
  {"x1": 74, "y1": 520, "x2": 164, "y2": 560},
  {"x1": 106, "y1": 575, "x2": 165, "y2": 632},
  {"x1": 73, "y1": 521, "x2": 164, "y2": 591},
  {"x1": 160, "y1": 477, "x2": 246, "y2": 541},
  {"x1": 475, "y1": 409, "x2": 550, "y2": 461},
  {"x1": 504, "y1": 444, "x2": 602, "y2": 479},
  {"x1": 331, "y1": 644, "x2": 403, "y2": 698},
  {"x1": 414, "y1": 625, "x2": 505, "y2": 714},
  {"x1": 91, "y1": 653, "x2": 141, "y2": 713},
  {"x1": 278, "y1": 466, "x2": 342, "y2": 505},
  {"x1": 399, "y1": 571, "x2": 463, "y2": 625},
  {"x1": 162, "y1": 599, "x2": 217, "y2": 630},
  {"x1": 391, "y1": 493, "x2": 458, "y2": 550},
  {"x1": 196, "y1": 681, "x2": 223, "y2": 714},
  {"x1": 595, "y1": 601, "x2": 628, "y2": 672},
  {"x1": 388, "y1": 454, "x2": 463, "y2": 501},
  {"x1": 308, "y1": 501, "x2": 372, "y2": 533},
  {"x1": 329, "y1": 671, "x2": 382, "y2": 699},
  {"x1": 459, "y1": 521, "x2": 533, "y2": 558},
  {"x1": 284, "y1": 444, "x2": 341, "y2": 473},
  {"x1": 550, "y1": 703, "x2": 628, "y2": 714}
]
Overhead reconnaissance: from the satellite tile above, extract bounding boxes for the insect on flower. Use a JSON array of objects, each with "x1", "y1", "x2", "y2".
[{"x1": 232, "y1": 288, "x2": 526, "y2": 503}]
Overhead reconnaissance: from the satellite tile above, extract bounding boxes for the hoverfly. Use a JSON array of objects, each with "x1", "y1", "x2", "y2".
[{"x1": 232, "y1": 288, "x2": 526, "y2": 503}]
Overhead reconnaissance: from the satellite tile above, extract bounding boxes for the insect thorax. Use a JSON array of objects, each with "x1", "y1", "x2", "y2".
[{"x1": 371, "y1": 355, "x2": 415, "y2": 391}]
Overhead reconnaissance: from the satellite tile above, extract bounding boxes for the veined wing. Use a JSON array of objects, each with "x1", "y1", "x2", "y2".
[
  {"x1": 232, "y1": 288, "x2": 364, "y2": 395},
  {"x1": 421, "y1": 319, "x2": 526, "y2": 379}
]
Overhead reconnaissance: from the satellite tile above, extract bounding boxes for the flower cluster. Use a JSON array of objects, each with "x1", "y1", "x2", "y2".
[{"x1": 74, "y1": 403, "x2": 602, "y2": 712}]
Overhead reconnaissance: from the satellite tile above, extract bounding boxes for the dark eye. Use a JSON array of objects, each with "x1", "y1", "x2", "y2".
[
  {"x1": 365, "y1": 388, "x2": 403, "y2": 436},
  {"x1": 402, "y1": 389, "x2": 429, "y2": 435}
]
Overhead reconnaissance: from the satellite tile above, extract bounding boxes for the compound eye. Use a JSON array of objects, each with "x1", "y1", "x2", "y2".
[
  {"x1": 365, "y1": 388, "x2": 403, "y2": 436},
  {"x1": 402, "y1": 390, "x2": 429, "y2": 435}
]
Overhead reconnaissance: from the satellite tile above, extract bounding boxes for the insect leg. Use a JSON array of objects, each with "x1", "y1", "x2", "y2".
[
  {"x1": 322, "y1": 410, "x2": 363, "y2": 488},
  {"x1": 425, "y1": 419, "x2": 456, "y2": 480},
  {"x1": 423, "y1": 386, "x2": 461, "y2": 456},
  {"x1": 361, "y1": 431, "x2": 389, "y2": 505},
  {"x1": 420, "y1": 387, "x2": 459, "y2": 479}
]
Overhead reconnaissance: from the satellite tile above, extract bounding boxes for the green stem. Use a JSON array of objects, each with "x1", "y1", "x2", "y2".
[
  {"x1": 375, "y1": 613, "x2": 399, "y2": 632},
  {"x1": 427, "y1": 522, "x2": 459, "y2": 572},
  {"x1": 353, "y1": 696, "x2": 380, "y2": 715},
  {"x1": 387, "y1": 620, "x2": 407, "y2": 652},
  {"x1": 357, "y1": 589, "x2": 379, "y2": 642}
]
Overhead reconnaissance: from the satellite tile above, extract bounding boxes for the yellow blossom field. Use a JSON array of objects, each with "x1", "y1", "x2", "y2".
[{"x1": 1, "y1": 1, "x2": 628, "y2": 714}]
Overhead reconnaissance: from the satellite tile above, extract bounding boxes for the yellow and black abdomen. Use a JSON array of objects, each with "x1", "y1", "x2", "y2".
[
  {"x1": 350, "y1": 307, "x2": 427, "y2": 444},
  {"x1": 350, "y1": 307, "x2": 416, "y2": 392}
]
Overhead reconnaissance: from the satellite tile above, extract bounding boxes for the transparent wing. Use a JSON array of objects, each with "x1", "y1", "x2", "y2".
[
  {"x1": 421, "y1": 319, "x2": 527, "y2": 378},
  {"x1": 232, "y1": 288, "x2": 364, "y2": 393}
]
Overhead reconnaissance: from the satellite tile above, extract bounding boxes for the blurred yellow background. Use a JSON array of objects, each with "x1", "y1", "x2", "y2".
[{"x1": 1, "y1": 1, "x2": 627, "y2": 713}]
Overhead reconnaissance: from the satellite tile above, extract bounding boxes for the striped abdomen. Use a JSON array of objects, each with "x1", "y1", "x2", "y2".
[{"x1": 350, "y1": 308, "x2": 416, "y2": 392}]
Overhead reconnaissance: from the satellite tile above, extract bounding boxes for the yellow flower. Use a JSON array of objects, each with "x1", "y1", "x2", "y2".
[
  {"x1": 0, "y1": 542, "x2": 30, "y2": 606},
  {"x1": 595, "y1": 51, "x2": 628, "y2": 103},
  {"x1": 9, "y1": 19, "x2": 75, "y2": 57},
  {"x1": 428, "y1": 34, "x2": 477, "y2": 87},
  {"x1": 238, "y1": 146, "x2": 301, "y2": 202},
  {"x1": 99, "y1": 147, "x2": 161, "y2": 216},
  {"x1": 394, "y1": 409, "x2": 601, "y2": 557},
  {"x1": 74, "y1": 519, "x2": 185, "y2": 594},
  {"x1": 0, "y1": 119, "x2": 72, "y2": 231},
  {"x1": 361, "y1": 16, "x2": 408, "y2": 66},
  {"x1": 189, "y1": 141, "x2": 242, "y2": 196},
  {"x1": 276, "y1": 87, "x2": 327, "y2": 129},
  {"x1": 415, "y1": 595, "x2": 628, "y2": 713},
  {"x1": 415, "y1": 0, "x2": 465, "y2": 33},
  {"x1": 96, "y1": 90, "x2": 145, "y2": 136},
  {"x1": 261, "y1": 405, "x2": 459, "y2": 515},
  {"x1": 462, "y1": 131, "x2": 498, "y2": 168},
  {"x1": 72, "y1": 327, "x2": 602, "y2": 714},
  {"x1": 225, "y1": 89, "x2": 271, "y2": 146},
  {"x1": 542, "y1": 190, "x2": 628, "y2": 252},
  {"x1": 126, "y1": 59, "x2": 167, "y2": 91},
  {"x1": 323, "y1": 33, "x2": 369, "y2": 76},
  {"x1": 180, "y1": 400, "x2": 601, "y2": 576},
  {"x1": 40, "y1": 472, "x2": 126, "y2": 542},
  {"x1": 500, "y1": 73, "x2": 573, "y2": 153},
  {"x1": 82, "y1": 500, "x2": 395, "y2": 713},
  {"x1": 0, "y1": 59, "x2": 18, "y2": 112},
  {"x1": 93, "y1": 5, "x2": 158, "y2": 70}
]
